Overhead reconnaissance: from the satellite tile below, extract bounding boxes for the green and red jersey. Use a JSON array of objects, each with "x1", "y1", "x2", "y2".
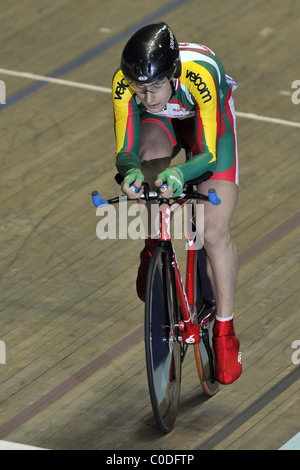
[{"x1": 112, "y1": 43, "x2": 238, "y2": 184}]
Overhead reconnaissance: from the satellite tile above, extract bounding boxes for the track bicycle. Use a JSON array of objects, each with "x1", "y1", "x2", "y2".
[{"x1": 92, "y1": 171, "x2": 221, "y2": 433}]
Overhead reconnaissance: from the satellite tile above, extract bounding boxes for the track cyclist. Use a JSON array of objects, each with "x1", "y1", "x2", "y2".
[{"x1": 111, "y1": 22, "x2": 242, "y2": 384}]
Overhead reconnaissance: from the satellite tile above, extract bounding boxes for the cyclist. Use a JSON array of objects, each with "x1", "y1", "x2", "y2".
[{"x1": 112, "y1": 22, "x2": 241, "y2": 385}]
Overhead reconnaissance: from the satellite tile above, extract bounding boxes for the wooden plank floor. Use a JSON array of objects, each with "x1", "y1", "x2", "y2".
[{"x1": 0, "y1": 0, "x2": 299, "y2": 451}]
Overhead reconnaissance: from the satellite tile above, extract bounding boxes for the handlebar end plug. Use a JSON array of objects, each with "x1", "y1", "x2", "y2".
[
  {"x1": 208, "y1": 188, "x2": 221, "y2": 205},
  {"x1": 91, "y1": 191, "x2": 108, "y2": 207}
]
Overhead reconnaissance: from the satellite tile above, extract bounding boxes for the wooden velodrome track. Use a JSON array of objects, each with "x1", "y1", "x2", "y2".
[{"x1": 0, "y1": 0, "x2": 299, "y2": 451}]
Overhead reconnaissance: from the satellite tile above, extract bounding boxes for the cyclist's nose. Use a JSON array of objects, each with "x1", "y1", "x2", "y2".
[{"x1": 144, "y1": 90, "x2": 155, "y2": 104}]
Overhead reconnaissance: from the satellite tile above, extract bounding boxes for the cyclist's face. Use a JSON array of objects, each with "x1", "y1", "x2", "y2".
[{"x1": 131, "y1": 77, "x2": 173, "y2": 112}]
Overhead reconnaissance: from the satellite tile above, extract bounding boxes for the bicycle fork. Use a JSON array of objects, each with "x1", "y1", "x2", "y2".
[
  {"x1": 173, "y1": 250, "x2": 201, "y2": 345},
  {"x1": 159, "y1": 203, "x2": 201, "y2": 345}
]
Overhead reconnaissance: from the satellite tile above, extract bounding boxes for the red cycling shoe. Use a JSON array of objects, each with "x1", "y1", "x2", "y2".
[{"x1": 213, "y1": 318, "x2": 242, "y2": 385}]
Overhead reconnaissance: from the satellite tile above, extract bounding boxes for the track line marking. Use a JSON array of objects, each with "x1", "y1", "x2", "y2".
[
  {"x1": 0, "y1": 0, "x2": 188, "y2": 110},
  {"x1": 0, "y1": 211, "x2": 298, "y2": 440},
  {"x1": 197, "y1": 366, "x2": 300, "y2": 450},
  {"x1": 0, "y1": 325, "x2": 144, "y2": 439},
  {"x1": 279, "y1": 431, "x2": 300, "y2": 450},
  {"x1": 235, "y1": 111, "x2": 300, "y2": 128},
  {"x1": 1, "y1": 68, "x2": 299, "y2": 128},
  {"x1": 238, "y1": 212, "x2": 300, "y2": 266},
  {"x1": 0, "y1": 440, "x2": 47, "y2": 450},
  {"x1": 0, "y1": 68, "x2": 111, "y2": 94}
]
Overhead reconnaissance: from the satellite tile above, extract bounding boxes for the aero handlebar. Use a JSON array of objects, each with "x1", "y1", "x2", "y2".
[{"x1": 91, "y1": 184, "x2": 221, "y2": 207}]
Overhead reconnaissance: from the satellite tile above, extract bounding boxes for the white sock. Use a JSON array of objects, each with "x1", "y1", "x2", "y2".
[{"x1": 215, "y1": 313, "x2": 234, "y2": 322}]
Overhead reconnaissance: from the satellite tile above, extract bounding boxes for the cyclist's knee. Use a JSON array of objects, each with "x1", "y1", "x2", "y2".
[
  {"x1": 140, "y1": 147, "x2": 167, "y2": 162},
  {"x1": 203, "y1": 221, "x2": 231, "y2": 251},
  {"x1": 139, "y1": 122, "x2": 174, "y2": 163}
]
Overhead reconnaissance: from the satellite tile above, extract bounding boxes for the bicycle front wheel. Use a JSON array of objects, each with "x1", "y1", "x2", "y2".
[{"x1": 145, "y1": 244, "x2": 182, "y2": 434}]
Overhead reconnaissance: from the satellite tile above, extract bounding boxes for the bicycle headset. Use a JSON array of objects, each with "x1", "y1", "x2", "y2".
[{"x1": 120, "y1": 22, "x2": 181, "y2": 85}]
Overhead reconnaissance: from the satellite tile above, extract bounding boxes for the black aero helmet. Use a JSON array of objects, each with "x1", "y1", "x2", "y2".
[{"x1": 121, "y1": 22, "x2": 181, "y2": 84}]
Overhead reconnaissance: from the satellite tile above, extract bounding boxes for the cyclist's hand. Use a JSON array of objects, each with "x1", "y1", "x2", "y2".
[
  {"x1": 155, "y1": 167, "x2": 184, "y2": 197},
  {"x1": 121, "y1": 168, "x2": 145, "y2": 198}
]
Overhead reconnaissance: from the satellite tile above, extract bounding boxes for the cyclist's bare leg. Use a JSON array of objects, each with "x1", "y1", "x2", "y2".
[
  {"x1": 134, "y1": 121, "x2": 175, "y2": 301},
  {"x1": 198, "y1": 179, "x2": 242, "y2": 384},
  {"x1": 139, "y1": 121, "x2": 175, "y2": 180},
  {"x1": 138, "y1": 121, "x2": 176, "y2": 235},
  {"x1": 197, "y1": 179, "x2": 239, "y2": 319}
]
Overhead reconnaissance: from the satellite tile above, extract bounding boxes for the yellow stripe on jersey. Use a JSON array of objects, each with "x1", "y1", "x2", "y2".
[
  {"x1": 112, "y1": 69, "x2": 131, "y2": 157},
  {"x1": 180, "y1": 61, "x2": 219, "y2": 163}
]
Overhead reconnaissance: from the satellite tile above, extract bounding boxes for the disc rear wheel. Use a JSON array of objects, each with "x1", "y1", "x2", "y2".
[
  {"x1": 194, "y1": 248, "x2": 219, "y2": 396},
  {"x1": 194, "y1": 308, "x2": 219, "y2": 396}
]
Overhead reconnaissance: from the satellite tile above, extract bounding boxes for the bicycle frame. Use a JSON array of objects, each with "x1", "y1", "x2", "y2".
[
  {"x1": 92, "y1": 175, "x2": 221, "y2": 433},
  {"x1": 159, "y1": 200, "x2": 201, "y2": 345},
  {"x1": 91, "y1": 180, "x2": 220, "y2": 347}
]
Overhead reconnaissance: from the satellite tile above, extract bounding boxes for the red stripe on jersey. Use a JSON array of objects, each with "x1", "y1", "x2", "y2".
[
  {"x1": 224, "y1": 89, "x2": 236, "y2": 157},
  {"x1": 169, "y1": 97, "x2": 187, "y2": 108},
  {"x1": 125, "y1": 96, "x2": 134, "y2": 158},
  {"x1": 214, "y1": 79, "x2": 221, "y2": 142},
  {"x1": 220, "y1": 88, "x2": 237, "y2": 181},
  {"x1": 195, "y1": 108, "x2": 204, "y2": 155}
]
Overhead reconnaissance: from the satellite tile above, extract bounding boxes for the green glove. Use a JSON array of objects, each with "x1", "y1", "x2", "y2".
[
  {"x1": 156, "y1": 167, "x2": 184, "y2": 197},
  {"x1": 121, "y1": 168, "x2": 144, "y2": 194}
]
